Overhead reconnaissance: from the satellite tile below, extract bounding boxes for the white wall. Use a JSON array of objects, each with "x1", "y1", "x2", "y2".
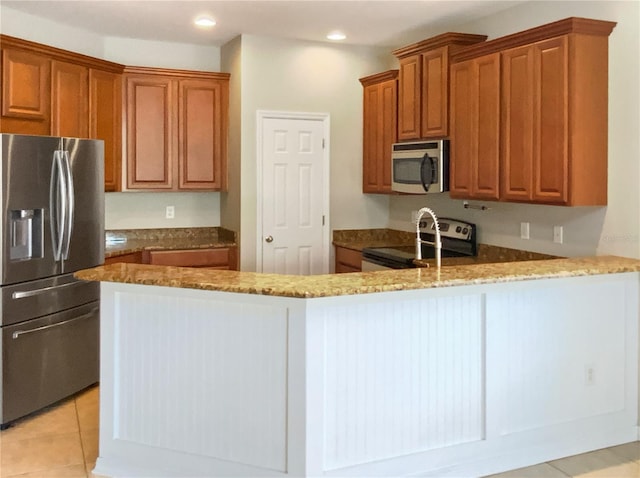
[
  {"x1": 227, "y1": 35, "x2": 391, "y2": 270},
  {"x1": 1, "y1": 6, "x2": 223, "y2": 231},
  {"x1": 105, "y1": 192, "x2": 220, "y2": 230},
  {"x1": 104, "y1": 37, "x2": 220, "y2": 71},
  {"x1": 220, "y1": 36, "x2": 242, "y2": 240},
  {"x1": 388, "y1": 0, "x2": 640, "y2": 259},
  {"x1": 0, "y1": 6, "x2": 105, "y2": 58}
]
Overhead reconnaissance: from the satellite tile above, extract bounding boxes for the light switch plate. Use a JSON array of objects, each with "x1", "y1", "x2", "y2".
[{"x1": 520, "y1": 222, "x2": 530, "y2": 240}]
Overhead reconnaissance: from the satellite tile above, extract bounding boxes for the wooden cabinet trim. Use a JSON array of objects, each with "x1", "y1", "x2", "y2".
[
  {"x1": 451, "y1": 17, "x2": 616, "y2": 63},
  {"x1": 1, "y1": 34, "x2": 124, "y2": 73},
  {"x1": 124, "y1": 65, "x2": 230, "y2": 81},
  {"x1": 359, "y1": 70, "x2": 398, "y2": 87},
  {"x1": 392, "y1": 32, "x2": 487, "y2": 59}
]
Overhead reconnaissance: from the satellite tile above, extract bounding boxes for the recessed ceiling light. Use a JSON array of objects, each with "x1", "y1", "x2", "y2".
[
  {"x1": 194, "y1": 16, "x2": 216, "y2": 28},
  {"x1": 326, "y1": 31, "x2": 346, "y2": 41}
]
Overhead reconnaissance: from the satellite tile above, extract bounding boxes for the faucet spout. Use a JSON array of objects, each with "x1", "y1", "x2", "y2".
[{"x1": 415, "y1": 207, "x2": 442, "y2": 270}]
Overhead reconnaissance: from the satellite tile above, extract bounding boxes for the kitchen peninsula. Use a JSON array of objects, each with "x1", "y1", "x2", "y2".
[{"x1": 76, "y1": 257, "x2": 640, "y2": 478}]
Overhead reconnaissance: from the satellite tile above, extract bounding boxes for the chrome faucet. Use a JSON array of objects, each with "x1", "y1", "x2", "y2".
[{"x1": 415, "y1": 207, "x2": 442, "y2": 269}]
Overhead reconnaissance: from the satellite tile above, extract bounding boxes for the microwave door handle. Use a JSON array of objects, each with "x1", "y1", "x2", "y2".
[{"x1": 420, "y1": 154, "x2": 434, "y2": 192}]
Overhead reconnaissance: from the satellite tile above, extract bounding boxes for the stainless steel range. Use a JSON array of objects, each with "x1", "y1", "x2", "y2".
[{"x1": 361, "y1": 218, "x2": 476, "y2": 271}]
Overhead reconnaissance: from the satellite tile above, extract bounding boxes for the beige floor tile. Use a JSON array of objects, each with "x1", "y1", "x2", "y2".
[
  {"x1": 548, "y1": 448, "x2": 640, "y2": 477},
  {"x1": 0, "y1": 463, "x2": 88, "y2": 477},
  {"x1": 609, "y1": 442, "x2": 640, "y2": 464},
  {"x1": 0, "y1": 399, "x2": 79, "y2": 444},
  {"x1": 486, "y1": 463, "x2": 570, "y2": 478},
  {"x1": 0, "y1": 432, "x2": 85, "y2": 477},
  {"x1": 79, "y1": 428, "x2": 99, "y2": 465},
  {"x1": 75, "y1": 386, "x2": 99, "y2": 434}
]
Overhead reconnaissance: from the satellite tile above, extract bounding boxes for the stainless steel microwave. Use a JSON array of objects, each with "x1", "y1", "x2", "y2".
[{"x1": 391, "y1": 140, "x2": 449, "y2": 194}]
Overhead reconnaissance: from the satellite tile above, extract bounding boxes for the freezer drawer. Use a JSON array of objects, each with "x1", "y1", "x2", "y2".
[
  {"x1": 0, "y1": 273, "x2": 99, "y2": 326},
  {"x1": 1, "y1": 301, "x2": 99, "y2": 426}
]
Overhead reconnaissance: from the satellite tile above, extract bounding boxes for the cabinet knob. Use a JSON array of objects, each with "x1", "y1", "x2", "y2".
[{"x1": 265, "y1": 235, "x2": 274, "y2": 243}]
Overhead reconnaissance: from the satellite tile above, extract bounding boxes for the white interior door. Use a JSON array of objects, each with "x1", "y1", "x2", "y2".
[{"x1": 260, "y1": 114, "x2": 328, "y2": 275}]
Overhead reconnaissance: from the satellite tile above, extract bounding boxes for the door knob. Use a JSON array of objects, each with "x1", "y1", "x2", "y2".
[{"x1": 265, "y1": 235, "x2": 274, "y2": 243}]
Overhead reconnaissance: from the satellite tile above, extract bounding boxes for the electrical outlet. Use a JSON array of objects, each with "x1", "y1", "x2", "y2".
[
  {"x1": 520, "y1": 222, "x2": 530, "y2": 240},
  {"x1": 165, "y1": 205, "x2": 175, "y2": 219},
  {"x1": 411, "y1": 210, "x2": 419, "y2": 224},
  {"x1": 553, "y1": 225, "x2": 563, "y2": 244}
]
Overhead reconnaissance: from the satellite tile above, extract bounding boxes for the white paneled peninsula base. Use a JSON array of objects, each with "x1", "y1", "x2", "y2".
[{"x1": 83, "y1": 263, "x2": 640, "y2": 478}]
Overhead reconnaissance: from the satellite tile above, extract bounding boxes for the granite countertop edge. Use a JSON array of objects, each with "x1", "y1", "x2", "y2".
[{"x1": 76, "y1": 256, "x2": 640, "y2": 299}]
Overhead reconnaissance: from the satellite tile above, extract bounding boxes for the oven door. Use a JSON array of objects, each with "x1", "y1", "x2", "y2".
[{"x1": 361, "y1": 259, "x2": 394, "y2": 272}]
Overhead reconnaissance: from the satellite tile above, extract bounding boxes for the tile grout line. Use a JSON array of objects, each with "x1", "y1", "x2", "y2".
[
  {"x1": 544, "y1": 462, "x2": 573, "y2": 477},
  {"x1": 74, "y1": 396, "x2": 90, "y2": 478}
]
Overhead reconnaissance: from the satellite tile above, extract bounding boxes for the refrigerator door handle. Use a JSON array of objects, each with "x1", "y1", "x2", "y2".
[
  {"x1": 49, "y1": 151, "x2": 67, "y2": 262},
  {"x1": 61, "y1": 150, "x2": 74, "y2": 260},
  {"x1": 11, "y1": 280, "x2": 89, "y2": 299},
  {"x1": 11, "y1": 308, "x2": 99, "y2": 339}
]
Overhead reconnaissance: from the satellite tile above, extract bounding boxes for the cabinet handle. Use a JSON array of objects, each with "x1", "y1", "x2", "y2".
[{"x1": 265, "y1": 236, "x2": 274, "y2": 243}]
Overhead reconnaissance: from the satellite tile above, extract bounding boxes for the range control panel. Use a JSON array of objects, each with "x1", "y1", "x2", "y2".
[{"x1": 418, "y1": 218, "x2": 475, "y2": 241}]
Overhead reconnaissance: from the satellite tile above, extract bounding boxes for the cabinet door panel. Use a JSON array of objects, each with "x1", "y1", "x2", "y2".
[
  {"x1": 474, "y1": 54, "x2": 500, "y2": 198},
  {"x1": 51, "y1": 61, "x2": 88, "y2": 137},
  {"x1": 450, "y1": 54, "x2": 499, "y2": 200},
  {"x1": 449, "y1": 60, "x2": 474, "y2": 197},
  {"x1": 380, "y1": 80, "x2": 397, "y2": 191},
  {"x1": 501, "y1": 45, "x2": 534, "y2": 201},
  {"x1": 1, "y1": 49, "x2": 50, "y2": 134},
  {"x1": 178, "y1": 79, "x2": 227, "y2": 190},
  {"x1": 362, "y1": 85, "x2": 380, "y2": 192},
  {"x1": 534, "y1": 37, "x2": 568, "y2": 203},
  {"x1": 126, "y1": 76, "x2": 174, "y2": 189},
  {"x1": 421, "y1": 47, "x2": 448, "y2": 138},
  {"x1": 90, "y1": 69, "x2": 122, "y2": 192},
  {"x1": 398, "y1": 56, "x2": 421, "y2": 140}
]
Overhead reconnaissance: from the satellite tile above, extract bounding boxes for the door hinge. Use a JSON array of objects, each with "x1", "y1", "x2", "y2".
[
  {"x1": 322, "y1": 138, "x2": 325, "y2": 149},
  {"x1": 322, "y1": 215, "x2": 325, "y2": 226}
]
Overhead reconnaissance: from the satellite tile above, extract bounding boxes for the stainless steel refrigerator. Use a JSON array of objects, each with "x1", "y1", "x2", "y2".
[{"x1": 0, "y1": 133, "x2": 104, "y2": 428}]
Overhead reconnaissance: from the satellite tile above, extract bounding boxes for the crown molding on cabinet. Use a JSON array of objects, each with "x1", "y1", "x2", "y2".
[
  {"x1": 123, "y1": 66, "x2": 230, "y2": 81},
  {"x1": 0, "y1": 34, "x2": 124, "y2": 73},
  {"x1": 451, "y1": 16, "x2": 617, "y2": 63},
  {"x1": 359, "y1": 69, "x2": 398, "y2": 87},
  {"x1": 392, "y1": 32, "x2": 488, "y2": 59}
]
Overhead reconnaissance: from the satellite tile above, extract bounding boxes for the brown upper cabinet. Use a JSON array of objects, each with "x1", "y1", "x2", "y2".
[
  {"x1": 360, "y1": 70, "x2": 398, "y2": 194},
  {"x1": 124, "y1": 67, "x2": 229, "y2": 191},
  {"x1": 392, "y1": 33, "x2": 487, "y2": 141},
  {"x1": 451, "y1": 17, "x2": 616, "y2": 206},
  {"x1": 1, "y1": 47, "x2": 51, "y2": 135},
  {"x1": 51, "y1": 60, "x2": 89, "y2": 138},
  {"x1": 449, "y1": 53, "x2": 501, "y2": 200},
  {"x1": 90, "y1": 69, "x2": 122, "y2": 192},
  {"x1": 0, "y1": 35, "x2": 124, "y2": 191}
]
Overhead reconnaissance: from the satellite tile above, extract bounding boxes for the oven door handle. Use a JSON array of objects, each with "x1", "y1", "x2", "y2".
[{"x1": 420, "y1": 154, "x2": 435, "y2": 192}]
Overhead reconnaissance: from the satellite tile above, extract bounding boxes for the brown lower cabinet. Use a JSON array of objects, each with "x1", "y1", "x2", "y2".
[
  {"x1": 104, "y1": 251, "x2": 144, "y2": 265},
  {"x1": 146, "y1": 247, "x2": 237, "y2": 270},
  {"x1": 104, "y1": 247, "x2": 238, "y2": 270},
  {"x1": 335, "y1": 246, "x2": 362, "y2": 273}
]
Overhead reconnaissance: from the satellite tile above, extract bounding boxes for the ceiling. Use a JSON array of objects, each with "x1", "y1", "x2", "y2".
[{"x1": 2, "y1": 0, "x2": 526, "y2": 49}]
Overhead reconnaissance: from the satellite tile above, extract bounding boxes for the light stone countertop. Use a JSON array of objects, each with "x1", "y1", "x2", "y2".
[
  {"x1": 76, "y1": 256, "x2": 640, "y2": 299},
  {"x1": 104, "y1": 227, "x2": 236, "y2": 259}
]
